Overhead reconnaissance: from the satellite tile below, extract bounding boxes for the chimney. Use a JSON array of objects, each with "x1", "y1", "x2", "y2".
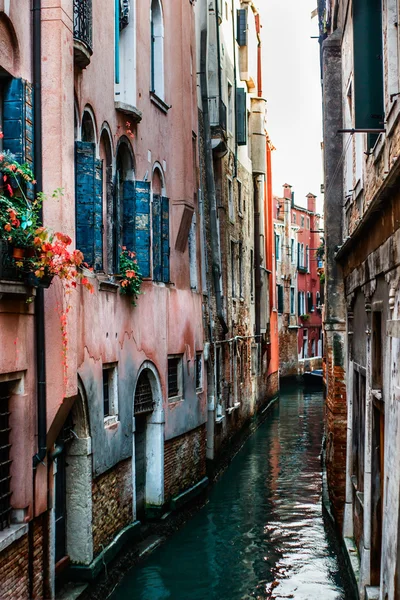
[
  {"x1": 307, "y1": 193, "x2": 316, "y2": 214},
  {"x1": 283, "y1": 183, "x2": 292, "y2": 200}
]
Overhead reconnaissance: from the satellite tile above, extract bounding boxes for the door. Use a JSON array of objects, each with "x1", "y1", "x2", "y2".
[{"x1": 135, "y1": 414, "x2": 147, "y2": 519}]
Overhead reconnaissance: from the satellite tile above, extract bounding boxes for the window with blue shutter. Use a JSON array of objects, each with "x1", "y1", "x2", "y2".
[
  {"x1": 152, "y1": 194, "x2": 162, "y2": 281},
  {"x1": 161, "y1": 196, "x2": 170, "y2": 283},
  {"x1": 94, "y1": 159, "x2": 104, "y2": 271},
  {"x1": 75, "y1": 141, "x2": 102, "y2": 269},
  {"x1": 236, "y1": 88, "x2": 247, "y2": 146},
  {"x1": 236, "y1": 9, "x2": 247, "y2": 46},
  {"x1": 3, "y1": 78, "x2": 34, "y2": 198},
  {"x1": 353, "y1": 0, "x2": 384, "y2": 148},
  {"x1": 123, "y1": 180, "x2": 136, "y2": 252},
  {"x1": 134, "y1": 181, "x2": 151, "y2": 278}
]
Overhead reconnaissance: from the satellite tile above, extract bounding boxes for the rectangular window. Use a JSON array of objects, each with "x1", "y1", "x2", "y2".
[
  {"x1": 237, "y1": 180, "x2": 242, "y2": 214},
  {"x1": 307, "y1": 291, "x2": 313, "y2": 313},
  {"x1": 306, "y1": 217, "x2": 310, "y2": 229},
  {"x1": 238, "y1": 242, "x2": 243, "y2": 298},
  {"x1": 188, "y1": 212, "x2": 198, "y2": 290},
  {"x1": 231, "y1": 241, "x2": 236, "y2": 298},
  {"x1": 250, "y1": 249, "x2": 254, "y2": 300},
  {"x1": 103, "y1": 364, "x2": 118, "y2": 423},
  {"x1": 228, "y1": 177, "x2": 234, "y2": 221},
  {"x1": 151, "y1": 192, "x2": 169, "y2": 282},
  {"x1": 290, "y1": 287, "x2": 295, "y2": 314},
  {"x1": 195, "y1": 352, "x2": 202, "y2": 390},
  {"x1": 227, "y1": 82, "x2": 233, "y2": 134},
  {"x1": 0, "y1": 383, "x2": 11, "y2": 531},
  {"x1": 275, "y1": 233, "x2": 281, "y2": 261},
  {"x1": 277, "y1": 284, "x2": 284, "y2": 314},
  {"x1": 236, "y1": 88, "x2": 247, "y2": 146},
  {"x1": 301, "y1": 215, "x2": 304, "y2": 227},
  {"x1": 306, "y1": 245, "x2": 310, "y2": 272},
  {"x1": 292, "y1": 212, "x2": 296, "y2": 224},
  {"x1": 291, "y1": 238, "x2": 295, "y2": 263},
  {"x1": 168, "y1": 355, "x2": 183, "y2": 400}
]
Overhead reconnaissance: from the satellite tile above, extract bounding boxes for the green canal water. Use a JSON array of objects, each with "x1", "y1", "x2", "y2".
[{"x1": 111, "y1": 386, "x2": 352, "y2": 600}]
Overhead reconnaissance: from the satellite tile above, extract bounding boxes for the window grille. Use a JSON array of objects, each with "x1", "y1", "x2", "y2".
[
  {"x1": 0, "y1": 385, "x2": 12, "y2": 531},
  {"x1": 195, "y1": 353, "x2": 202, "y2": 390},
  {"x1": 103, "y1": 369, "x2": 110, "y2": 418},
  {"x1": 73, "y1": 0, "x2": 93, "y2": 51},
  {"x1": 134, "y1": 372, "x2": 155, "y2": 415},
  {"x1": 168, "y1": 357, "x2": 181, "y2": 398}
]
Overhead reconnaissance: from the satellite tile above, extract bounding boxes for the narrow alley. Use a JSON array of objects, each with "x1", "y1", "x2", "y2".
[{"x1": 108, "y1": 384, "x2": 353, "y2": 600}]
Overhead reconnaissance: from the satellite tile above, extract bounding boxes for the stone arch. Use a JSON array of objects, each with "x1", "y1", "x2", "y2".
[
  {"x1": 81, "y1": 106, "x2": 97, "y2": 145},
  {"x1": 152, "y1": 161, "x2": 166, "y2": 196},
  {"x1": 0, "y1": 13, "x2": 20, "y2": 76},
  {"x1": 132, "y1": 361, "x2": 164, "y2": 519},
  {"x1": 116, "y1": 135, "x2": 135, "y2": 180}
]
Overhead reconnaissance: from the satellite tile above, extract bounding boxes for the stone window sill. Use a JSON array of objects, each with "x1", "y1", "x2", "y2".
[
  {"x1": 0, "y1": 280, "x2": 36, "y2": 301},
  {"x1": 104, "y1": 416, "x2": 119, "y2": 429},
  {"x1": 168, "y1": 395, "x2": 183, "y2": 405},
  {"x1": 150, "y1": 92, "x2": 171, "y2": 114},
  {"x1": 115, "y1": 101, "x2": 142, "y2": 123},
  {"x1": 226, "y1": 402, "x2": 240, "y2": 415},
  {"x1": 0, "y1": 523, "x2": 28, "y2": 553},
  {"x1": 215, "y1": 415, "x2": 225, "y2": 424}
]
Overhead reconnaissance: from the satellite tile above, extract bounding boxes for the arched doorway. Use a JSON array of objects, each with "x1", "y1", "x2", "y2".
[{"x1": 133, "y1": 363, "x2": 164, "y2": 520}]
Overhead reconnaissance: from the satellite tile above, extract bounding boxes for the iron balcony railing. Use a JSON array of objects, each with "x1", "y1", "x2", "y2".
[
  {"x1": 209, "y1": 96, "x2": 227, "y2": 133},
  {"x1": 73, "y1": 0, "x2": 93, "y2": 52}
]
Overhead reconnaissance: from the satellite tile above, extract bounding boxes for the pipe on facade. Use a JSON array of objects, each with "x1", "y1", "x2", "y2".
[
  {"x1": 254, "y1": 175, "x2": 261, "y2": 337},
  {"x1": 200, "y1": 29, "x2": 228, "y2": 335},
  {"x1": 215, "y1": 0, "x2": 222, "y2": 112},
  {"x1": 231, "y1": 0, "x2": 238, "y2": 178},
  {"x1": 32, "y1": 0, "x2": 47, "y2": 470}
]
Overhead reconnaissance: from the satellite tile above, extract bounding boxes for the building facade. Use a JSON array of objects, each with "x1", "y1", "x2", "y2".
[
  {"x1": 274, "y1": 185, "x2": 322, "y2": 378},
  {"x1": 0, "y1": 0, "x2": 277, "y2": 597},
  {"x1": 319, "y1": 1, "x2": 400, "y2": 598}
]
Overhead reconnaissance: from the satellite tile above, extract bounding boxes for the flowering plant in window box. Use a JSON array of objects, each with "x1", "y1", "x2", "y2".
[
  {"x1": 119, "y1": 248, "x2": 142, "y2": 305},
  {"x1": 299, "y1": 314, "x2": 310, "y2": 321}
]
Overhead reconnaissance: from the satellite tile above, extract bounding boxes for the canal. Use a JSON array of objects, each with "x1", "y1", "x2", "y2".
[{"x1": 110, "y1": 385, "x2": 352, "y2": 600}]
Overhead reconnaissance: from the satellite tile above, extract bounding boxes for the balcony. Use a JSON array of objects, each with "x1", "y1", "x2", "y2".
[
  {"x1": 73, "y1": 0, "x2": 93, "y2": 69},
  {"x1": 209, "y1": 96, "x2": 228, "y2": 157}
]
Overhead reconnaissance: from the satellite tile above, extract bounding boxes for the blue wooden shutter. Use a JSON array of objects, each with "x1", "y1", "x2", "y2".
[
  {"x1": 75, "y1": 141, "x2": 96, "y2": 266},
  {"x1": 161, "y1": 196, "x2": 170, "y2": 283},
  {"x1": 123, "y1": 180, "x2": 136, "y2": 252},
  {"x1": 134, "y1": 181, "x2": 151, "y2": 278},
  {"x1": 152, "y1": 194, "x2": 162, "y2": 281},
  {"x1": 236, "y1": 88, "x2": 247, "y2": 146},
  {"x1": 236, "y1": 9, "x2": 247, "y2": 46},
  {"x1": 94, "y1": 159, "x2": 104, "y2": 271}
]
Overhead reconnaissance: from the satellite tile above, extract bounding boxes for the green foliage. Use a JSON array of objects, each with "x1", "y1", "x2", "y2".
[{"x1": 119, "y1": 249, "x2": 143, "y2": 305}]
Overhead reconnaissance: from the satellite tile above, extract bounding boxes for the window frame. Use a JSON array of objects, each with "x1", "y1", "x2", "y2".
[
  {"x1": 195, "y1": 352, "x2": 203, "y2": 391},
  {"x1": 168, "y1": 355, "x2": 183, "y2": 402},
  {"x1": 103, "y1": 363, "x2": 119, "y2": 426}
]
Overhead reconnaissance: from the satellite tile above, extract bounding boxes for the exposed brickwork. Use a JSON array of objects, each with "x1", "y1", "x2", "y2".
[
  {"x1": 266, "y1": 370, "x2": 279, "y2": 400},
  {"x1": 0, "y1": 533, "x2": 29, "y2": 600},
  {"x1": 279, "y1": 327, "x2": 298, "y2": 377},
  {"x1": 164, "y1": 425, "x2": 207, "y2": 501},
  {"x1": 32, "y1": 515, "x2": 45, "y2": 599},
  {"x1": 92, "y1": 459, "x2": 132, "y2": 557},
  {"x1": 325, "y1": 333, "x2": 347, "y2": 529}
]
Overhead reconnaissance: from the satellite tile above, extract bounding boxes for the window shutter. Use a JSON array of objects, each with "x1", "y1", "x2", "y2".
[
  {"x1": 236, "y1": 88, "x2": 247, "y2": 146},
  {"x1": 152, "y1": 194, "x2": 162, "y2": 281},
  {"x1": 277, "y1": 285, "x2": 284, "y2": 314},
  {"x1": 353, "y1": 0, "x2": 384, "y2": 147},
  {"x1": 75, "y1": 141, "x2": 96, "y2": 266},
  {"x1": 297, "y1": 243, "x2": 301, "y2": 268},
  {"x1": 161, "y1": 196, "x2": 170, "y2": 283},
  {"x1": 134, "y1": 181, "x2": 151, "y2": 278},
  {"x1": 308, "y1": 292, "x2": 313, "y2": 313},
  {"x1": 298, "y1": 291, "x2": 302, "y2": 315},
  {"x1": 94, "y1": 159, "x2": 104, "y2": 271},
  {"x1": 236, "y1": 9, "x2": 247, "y2": 46},
  {"x1": 123, "y1": 180, "x2": 136, "y2": 252}
]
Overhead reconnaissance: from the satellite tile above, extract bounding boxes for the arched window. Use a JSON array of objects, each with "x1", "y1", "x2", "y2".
[
  {"x1": 75, "y1": 109, "x2": 103, "y2": 270},
  {"x1": 151, "y1": 165, "x2": 169, "y2": 282},
  {"x1": 100, "y1": 128, "x2": 113, "y2": 273},
  {"x1": 151, "y1": 0, "x2": 164, "y2": 100}
]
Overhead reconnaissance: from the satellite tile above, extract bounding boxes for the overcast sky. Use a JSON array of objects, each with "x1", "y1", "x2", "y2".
[{"x1": 258, "y1": 0, "x2": 323, "y2": 210}]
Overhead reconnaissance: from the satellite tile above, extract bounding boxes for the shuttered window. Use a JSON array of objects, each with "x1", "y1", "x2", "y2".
[
  {"x1": 307, "y1": 292, "x2": 313, "y2": 313},
  {"x1": 277, "y1": 284, "x2": 284, "y2": 314},
  {"x1": 353, "y1": 0, "x2": 384, "y2": 147},
  {"x1": 236, "y1": 88, "x2": 247, "y2": 146},
  {"x1": 236, "y1": 9, "x2": 247, "y2": 46},
  {"x1": 161, "y1": 196, "x2": 170, "y2": 283},
  {"x1": 123, "y1": 181, "x2": 151, "y2": 278},
  {"x1": 75, "y1": 142, "x2": 103, "y2": 270}
]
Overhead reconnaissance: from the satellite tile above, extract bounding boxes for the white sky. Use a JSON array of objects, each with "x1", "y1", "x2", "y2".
[{"x1": 258, "y1": 0, "x2": 323, "y2": 210}]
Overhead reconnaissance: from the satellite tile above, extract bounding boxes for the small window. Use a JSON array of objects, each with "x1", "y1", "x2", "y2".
[
  {"x1": 103, "y1": 364, "x2": 118, "y2": 424},
  {"x1": 0, "y1": 383, "x2": 11, "y2": 531},
  {"x1": 275, "y1": 233, "x2": 281, "y2": 261},
  {"x1": 238, "y1": 242, "x2": 243, "y2": 298},
  {"x1": 151, "y1": 0, "x2": 164, "y2": 100},
  {"x1": 292, "y1": 212, "x2": 296, "y2": 224},
  {"x1": 291, "y1": 238, "x2": 295, "y2": 263},
  {"x1": 231, "y1": 241, "x2": 236, "y2": 298},
  {"x1": 228, "y1": 177, "x2": 234, "y2": 221},
  {"x1": 277, "y1": 284, "x2": 284, "y2": 314},
  {"x1": 227, "y1": 82, "x2": 233, "y2": 134},
  {"x1": 290, "y1": 287, "x2": 295, "y2": 314},
  {"x1": 237, "y1": 180, "x2": 242, "y2": 215},
  {"x1": 168, "y1": 355, "x2": 183, "y2": 401},
  {"x1": 307, "y1": 217, "x2": 310, "y2": 229},
  {"x1": 301, "y1": 215, "x2": 304, "y2": 227},
  {"x1": 195, "y1": 353, "x2": 202, "y2": 390}
]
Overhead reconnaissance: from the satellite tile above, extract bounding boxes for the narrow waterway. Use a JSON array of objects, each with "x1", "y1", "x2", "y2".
[{"x1": 111, "y1": 386, "x2": 352, "y2": 600}]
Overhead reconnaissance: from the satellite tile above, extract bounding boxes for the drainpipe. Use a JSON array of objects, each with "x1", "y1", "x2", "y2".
[
  {"x1": 231, "y1": 0, "x2": 238, "y2": 178},
  {"x1": 215, "y1": 0, "x2": 222, "y2": 115},
  {"x1": 254, "y1": 175, "x2": 261, "y2": 337},
  {"x1": 32, "y1": 0, "x2": 46, "y2": 471},
  {"x1": 200, "y1": 29, "x2": 228, "y2": 335}
]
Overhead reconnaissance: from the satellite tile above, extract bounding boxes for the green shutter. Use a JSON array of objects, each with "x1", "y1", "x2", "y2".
[
  {"x1": 152, "y1": 194, "x2": 162, "y2": 281},
  {"x1": 298, "y1": 291, "x2": 301, "y2": 316},
  {"x1": 161, "y1": 196, "x2": 170, "y2": 283},
  {"x1": 75, "y1": 141, "x2": 96, "y2": 266},
  {"x1": 236, "y1": 9, "x2": 247, "y2": 46},
  {"x1": 353, "y1": 0, "x2": 384, "y2": 147},
  {"x1": 236, "y1": 88, "x2": 247, "y2": 146}
]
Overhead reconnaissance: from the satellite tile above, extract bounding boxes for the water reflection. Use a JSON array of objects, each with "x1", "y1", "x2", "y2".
[{"x1": 111, "y1": 386, "x2": 350, "y2": 600}]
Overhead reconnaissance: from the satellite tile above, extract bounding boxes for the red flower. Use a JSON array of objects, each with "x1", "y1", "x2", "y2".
[{"x1": 4, "y1": 223, "x2": 11, "y2": 232}]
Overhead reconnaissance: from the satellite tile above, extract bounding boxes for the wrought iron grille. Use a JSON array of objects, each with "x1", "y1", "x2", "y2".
[
  {"x1": 0, "y1": 385, "x2": 12, "y2": 531},
  {"x1": 168, "y1": 358, "x2": 181, "y2": 398},
  {"x1": 73, "y1": 0, "x2": 93, "y2": 51},
  {"x1": 134, "y1": 372, "x2": 154, "y2": 416}
]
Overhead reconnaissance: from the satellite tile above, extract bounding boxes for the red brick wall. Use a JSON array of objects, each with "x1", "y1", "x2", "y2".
[
  {"x1": 164, "y1": 425, "x2": 207, "y2": 501},
  {"x1": 0, "y1": 533, "x2": 29, "y2": 600},
  {"x1": 32, "y1": 516, "x2": 45, "y2": 599},
  {"x1": 325, "y1": 333, "x2": 347, "y2": 529},
  {"x1": 92, "y1": 459, "x2": 132, "y2": 556}
]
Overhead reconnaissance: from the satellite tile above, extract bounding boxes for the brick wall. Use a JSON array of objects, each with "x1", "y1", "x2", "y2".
[
  {"x1": 32, "y1": 515, "x2": 45, "y2": 599},
  {"x1": 0, "y1": 533, "x2": 29, "y2": 600},
  {"x1": 164, "y1": 425, "x2": 207, "y2": 501},
  {"x1": 325, "y1": 332, "x2": 347, "y2": 529},
  {"x1": 92, "y1": 459, "x2": 132, "y2": 556}
]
